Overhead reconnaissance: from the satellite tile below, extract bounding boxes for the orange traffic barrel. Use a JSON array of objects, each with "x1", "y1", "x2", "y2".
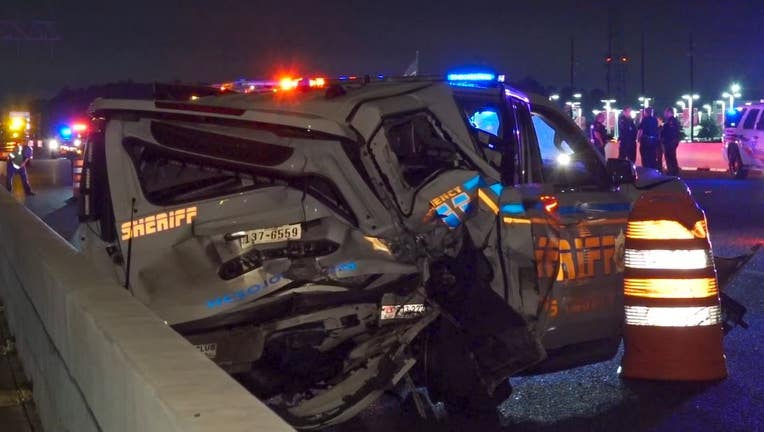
[
  {"x1": 621, "y1": 191, "x2": 726, "y2": 381},
  {"x1": 72, "y1": 158, "x2": 84, "y2": 199}
]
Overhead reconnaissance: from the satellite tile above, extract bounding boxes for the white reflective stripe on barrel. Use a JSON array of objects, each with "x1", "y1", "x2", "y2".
[
  {"x1": 625, "y1": 305, "x2": 722, "y2": 327},
  {"x1": 625, "y1": 249, "x2": 712, "y2": 270}
]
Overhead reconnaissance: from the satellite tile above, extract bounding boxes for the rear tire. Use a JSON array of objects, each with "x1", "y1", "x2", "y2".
[{"x1": 728, "y1": 146, "x2": 748, "y2": 179}]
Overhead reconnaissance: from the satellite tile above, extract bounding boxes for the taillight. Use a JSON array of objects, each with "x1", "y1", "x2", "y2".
[{"x1": 539, "y1": 195, "x2": 558, "y2": 214}]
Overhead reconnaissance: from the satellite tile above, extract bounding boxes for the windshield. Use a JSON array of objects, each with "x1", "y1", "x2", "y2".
[
  {"x1": 530, "y1": 103, "x2": 609, "y2": 188},
  {"x1": 122, "y1": 123, "x2": 356, "y2": 222}
]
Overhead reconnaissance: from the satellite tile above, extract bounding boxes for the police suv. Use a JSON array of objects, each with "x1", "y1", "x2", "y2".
[
  {"x1": 723, "y1": 104, "x2": 764, "y2": 179},
  {"x1": 74, "y1": 71, "x2": 712, "y2": 428}
]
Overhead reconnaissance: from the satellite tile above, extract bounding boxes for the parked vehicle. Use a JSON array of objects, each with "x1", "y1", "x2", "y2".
[{"x1": 723, "y1": 105, "x2": 764, "y2": 179}]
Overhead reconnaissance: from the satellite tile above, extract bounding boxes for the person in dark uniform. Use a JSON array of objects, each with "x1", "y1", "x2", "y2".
[
  {"x1": 618, "y1": 106, "x2": 637, "y2": 162},
  {"x1": 636, "y1": 107, "x2": 660, "y2": 170},
  {"x1": 6, "y1": 143, "x2": 35, "y2": 196},
  {"x1": 660, "y1": 107, "x2": 682, "y2": 176},
  {"x1": 589, "y1": 112, "x2": 608, "y2": 156}
]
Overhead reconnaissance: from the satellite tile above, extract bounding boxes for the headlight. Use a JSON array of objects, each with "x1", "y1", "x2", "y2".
[
  {"x1": 74, "y1": 139, "x2": 82, "y2": 147},
  {"x1": 48, "y1": 139, "x2": 59, "y2": 150}
]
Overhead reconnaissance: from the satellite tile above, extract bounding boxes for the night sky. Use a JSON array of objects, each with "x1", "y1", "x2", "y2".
[{"x1": 1, "y1": 0, "x2": 763, "y2": 111}]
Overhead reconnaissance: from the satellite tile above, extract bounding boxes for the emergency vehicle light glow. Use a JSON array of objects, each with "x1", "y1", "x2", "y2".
[
  {"x1": 626, "y1": 219, "x2": 707, "y2": 240},
  {"x1": 446, "y1": 72, "x2": 496, "y2": 82},
  {"x1": 309, "y1": 77, "x2": 326, "y2": 88},
  {"x1": 72, "y1": 123, "x2": 87, "y2": 132},
  {"x1": 279, "y1": 77, "x2": 300, "y2": 91},
  {"x1": 625, "y1": 249, "x2": 711, "y2": 270},
  {"x1": 59, "y1": 127, "x2": 73, "y2": 138},
  {"x1": 9, "y1": 117, "x2": 24, "y2": 131},
  {"x1": 624, "y1": 305, "x2": 721, "y2": 327},
  {"x1": 624, "y1": 277, "x2": 718, "y2": 299}
]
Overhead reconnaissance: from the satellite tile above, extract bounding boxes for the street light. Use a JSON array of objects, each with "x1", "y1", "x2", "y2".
[
  {"x1": 723, "y1": 83, "x2": 741, "y2": 108},
  {"x1": 682, "y1": 94, "x2": 700, "y2": 141},
  {"x1": 638, "y1": 96, "x2": 652, "y2": 108},
  {"x1": 676, "y1": 101, "x2": 686, "y2": 110},
  {"x1": 549, "y1": 94, "x2": 560, "y2": 101},
  {"x1": 714, "y1": 99, "x2": 726, "y2": 115},
  {"x1": 701, "y1": 104, "x2": 711, "y2": 119},
  {"x1": 565, "y1": 100, "x2": 582, "y2": 120},
  {"x1": 601, "y1": 99, "x2": 616, "y2": 132},
  {"x1": 573, "y1": 93, "x2": 582, "y2": 99}
]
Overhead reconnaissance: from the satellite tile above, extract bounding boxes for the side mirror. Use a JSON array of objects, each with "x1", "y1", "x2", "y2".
[{"x1": 606, "y1": 158, "x2": 636, "y2": 185}]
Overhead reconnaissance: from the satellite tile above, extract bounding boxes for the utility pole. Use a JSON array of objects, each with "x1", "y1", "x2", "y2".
[
  {"x1": 570, "y1": 35, "x2": 575, "y2": 91},
  {"x1": 641, "y1": 31, "x2": 645, "y2": 95},
  {"x1": 606, "y1": 30, "x2": 612, "y2": 98},
  {"x1": 689, "y1": 32, "x2": 695, "y2": 142}
]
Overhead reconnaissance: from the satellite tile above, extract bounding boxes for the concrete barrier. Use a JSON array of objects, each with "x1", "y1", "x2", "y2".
[
  {"x1": 605, "y1": 140, "x2": 728, "y2": 172},
  {"x1": 0, "y1": 189, "x2": 293, "y2": 432},
  {"x1": 0, "y1": 159, "x2": 73, "y2": 189}
]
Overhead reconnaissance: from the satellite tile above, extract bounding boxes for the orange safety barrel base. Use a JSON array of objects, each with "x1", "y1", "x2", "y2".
[{"x1": 621, "y1": 324, "x2": 727, "y2": 381}]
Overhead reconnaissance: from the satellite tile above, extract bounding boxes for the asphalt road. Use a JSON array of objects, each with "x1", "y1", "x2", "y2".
[
  {"x1": 333, "y1": 171, "x2": 764, "y2": 432},
  {"x1": 15, "y1": 171, "x2": 764, "y2": 432}
]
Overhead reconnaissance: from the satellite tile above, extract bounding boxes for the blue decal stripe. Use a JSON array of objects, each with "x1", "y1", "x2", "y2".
[
  {"x1": 462, "y1": 175, "x2": 482, "y2": 191},
  {"x1": 489, "y1": 183, "x2": 504, "y2": 196},
  {"x1": 501, "y1": 203, "x2": 525, "y2": 214}
]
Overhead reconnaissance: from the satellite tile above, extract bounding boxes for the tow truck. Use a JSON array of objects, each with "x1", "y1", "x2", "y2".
[
  {"x1": 2, "y1": 111, "x2": 31, "y2": 159},
  {"x1": 71, "y1": 71, "x2": 750, "y2": 429}
]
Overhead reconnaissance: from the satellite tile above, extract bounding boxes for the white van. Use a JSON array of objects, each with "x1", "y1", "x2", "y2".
[{"x1": 723, "y1": 104, "x2": 764, "y2": 179}]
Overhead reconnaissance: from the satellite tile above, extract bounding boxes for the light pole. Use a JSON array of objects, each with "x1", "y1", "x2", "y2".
[
  {"x1": 638, "y1": 96, "x2": 652, "y2": 108},
  {"x1": 714, "y1": 99, "x2": 726, "y2": 114},
  {"x1": 601, "y1": 99, "x2": 616, "y2": 132},
  {"x1": 566, "y1": 101, "x2": 581, "y2": 119},
  {"x1": 702, "y1": 104, "x2": 712, "y2": 122},
  {"x1": 715, "y1": 100, "x2": 726, "y2": 129},
  {"x1": 613, "y1": 108, "x2": 622, "y2": 138},
  {"x1": 676, "y1": 101, "x2": 687, "y2": 131},
  {"x1": 682, "y1": 94, "x2": 700, "y2": 141}
]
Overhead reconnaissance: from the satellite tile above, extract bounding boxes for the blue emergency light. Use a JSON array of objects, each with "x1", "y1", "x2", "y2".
[
  {"x1": 59, "y1": 127, "x2": 73, "y2": 139},
  {"x1": 446, "y1": 72, "x2": 496, "y2": 82}
]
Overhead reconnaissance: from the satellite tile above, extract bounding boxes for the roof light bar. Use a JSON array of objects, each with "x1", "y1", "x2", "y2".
[{"x1": 447, "y1": 72, "x2": 496, "y2": 82}]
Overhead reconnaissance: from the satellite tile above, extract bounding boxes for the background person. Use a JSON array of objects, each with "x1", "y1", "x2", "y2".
[
  {"x1": 660, "y1": 107, "x2": 682, "y2": 176},
  {"x1": 618, "y1": 106, "x2": 637, "y2": 161},
  {"x1": 636, "y1": 107, "x2": 660, "y2": 170},
  {"x1": 589, "y1": 112, "x2": 608, "y2": 156},
  {"x1": 6, "y1": 142, "x2": 35, "y2": 196}
]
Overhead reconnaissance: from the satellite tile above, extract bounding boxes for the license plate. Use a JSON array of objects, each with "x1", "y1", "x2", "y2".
[{"x1": 239, "y1": 223, "x2": 302, "y2": 247}]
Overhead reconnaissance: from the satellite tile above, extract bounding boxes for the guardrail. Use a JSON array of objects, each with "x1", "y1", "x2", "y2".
[{"x1": 0, "y1": 189, "x2": 293, "y2": 432}]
